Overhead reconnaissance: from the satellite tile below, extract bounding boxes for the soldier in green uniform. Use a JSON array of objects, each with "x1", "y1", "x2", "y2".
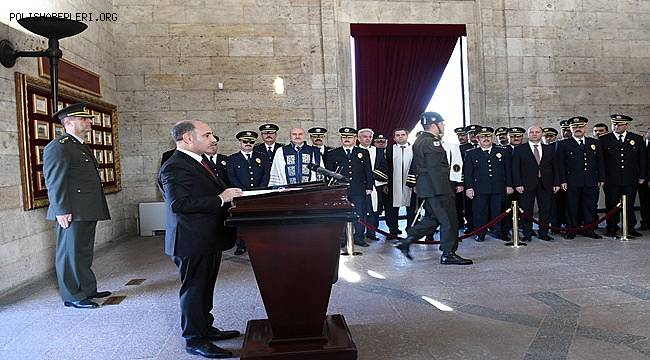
[
  {"x1": 396, "y1": 112, "x2": 473, "y2": 265},
  {"x1": 43, "y1": 103, "x2": 111, "y2": 309}
]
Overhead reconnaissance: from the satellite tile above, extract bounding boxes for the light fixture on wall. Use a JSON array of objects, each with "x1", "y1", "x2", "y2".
[
  {"x1": 273, "y1": 76, "x2": 285, "y2": 95},
  {"x1": 0, "y1": 17, "x2": 87, "y2": 112}
]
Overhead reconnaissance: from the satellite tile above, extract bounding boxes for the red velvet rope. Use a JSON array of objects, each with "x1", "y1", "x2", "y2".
[{"x1": 519, "y1": 205, "x2": 621, "y2": 234}]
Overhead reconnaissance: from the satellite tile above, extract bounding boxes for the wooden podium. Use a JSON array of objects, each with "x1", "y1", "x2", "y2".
[{"x1": 227, "y1": 184, "x2": 358, "y2": 360}]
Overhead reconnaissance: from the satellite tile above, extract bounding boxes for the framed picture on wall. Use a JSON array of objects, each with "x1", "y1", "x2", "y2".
[
  {"x1": 93, "y1": 130, "x2": 103, "y2": 145},
  {"x1": 103, "y1": 113, "x2": 112, "y2": 128},
  {"x1": 52, "y1": 123, "x2": 65, "y2": 137},
  {"x1": 94, "y1": 149, "x2": 104, "y2": 164},
  {"x1": 84, "y1": 130, "x2": 92, "y2": 143},
  {"x1": 92, "y1": 110, "x2": 102, "y2": 126},
  {"x1": 33, "y1": 94, "x2": 48, "y2": 115},
  {"x1": 105, "y1": 168, "x2": 114, "y2": 182},
  {"x1": 36, "y1": 171, "x2": 47, "y2": 190},
  {"x1": 56, "y1": 101, "x2": 65, "y2": 113},
  {"x1": 34, "y1": 120, "x2": 50, "y2": 140},
  {"x1": 103, "y1": 132, "x2": 112, "y2": 145},
  {"x1": 35, "y1": 145, "x2": 45, "y2": 165},
  {"x1": 104, "y1": 150, "x2": 114, "y2": 164},
  {"x1": 98, "y1": 168, "x2": 106, "y2": 182}
]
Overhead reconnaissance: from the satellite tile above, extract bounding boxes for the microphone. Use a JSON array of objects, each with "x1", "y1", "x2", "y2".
[{"x1": 307, "y1": 164, "x2": 349, "y2": 182}]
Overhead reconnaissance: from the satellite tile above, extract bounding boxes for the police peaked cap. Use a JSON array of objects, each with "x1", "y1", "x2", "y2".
[
  {"x1": 477, "y1": 127, "x2": 494, "y2": 136},
  {"x1": 236, "y1": 131, "x2": 258, "y2": 141},
  {"x1": 495, "y1": 127, "x2": 508, "y2": 136},
  {"x1": 308, "y1": 127, "x2": 327, "y2": 135},
  {"x1": 53, "y1": 103, "x2": 94, "y2": 123},
  {"x1": 507, "y1": 127, "x2": 526, "y2": 135},
  {"x1": 610, "y1": 114, "x2": 632, "y2": 124},
  {"x1": 559, "y1": 120, "x2": 569, "y2": 129},
  {"x1": 543, "y1": 127, "x2": 558, "y2": 136},
  {"x1": 339, "y1": 127, "x2": 358, "y2": 135},
  {"x1": 464, "y1": 124, "x2": 482, "y2": 134},
  {"x1": 567, "y1": 116, "x2": 589, "y2": 126},
  {"x1": 258, "y1": 123, "x2": 279, "y2": 132},
  {"x1": 453, "y1": 127, "x2": 466, "y2": 135},
  {"x1": 419, "y1": 112, "x2": 444, "y2": 125},
  {"x1": 373, "y1": 133, "x2": 387, "y2": 140}
]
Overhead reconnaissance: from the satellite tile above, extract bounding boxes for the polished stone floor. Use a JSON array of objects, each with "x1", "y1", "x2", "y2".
[{"x1": 1, "y1": 228, "x2": 649, "y2": 360}]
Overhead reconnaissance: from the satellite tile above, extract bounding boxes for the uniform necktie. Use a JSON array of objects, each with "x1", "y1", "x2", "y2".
[
  {"x1": 533, "y1": 144, "x2": 541, "y2": 177},
  {"x1": 484, "y1": 149, "x2": 490, "y2": 156},
  {"x1": 579, "y1": 139, "x2": 584, "y2": 148},
  {"x1": 201, "y1": 159, "x2": 217, "y2": 179},
  {"x1": 267, "y1": 147, "x2": 273, "y2": 158},
  {"x1": 346, "y1": 148, "x2": 351, "y2": 158},
  {"x1": 619, "y1": 135, "x2": 624, "y2": 143},
  {"x1": 246, "y1": 153, "x2": 251, "y2": 163}
]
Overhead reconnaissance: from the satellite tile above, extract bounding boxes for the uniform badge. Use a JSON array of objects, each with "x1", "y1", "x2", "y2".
[
  {"x1": 221, "y1": 160, "x2": 227, "y2": 166},
  {"x1": 433, "y1": 141, "x2": 441, "y2": 146},
  {"x1": 255, "y1": 158, "x2": 261, "y2": 164},
  {"x1": 629, "y1": 140, "x2": 635, "y2": 145},
  {"x1": 357, "y1": 152, "x2": 363, "y2": 158},
  {"x1": 496, "y1": 153, "x2": 502, "y2": 159},
  {"x1": 590, "y1": 144, "x2": 596, "y2": 150},
  {"x1": 453, "y1": 164, "x2": 461, "y2": 172}
]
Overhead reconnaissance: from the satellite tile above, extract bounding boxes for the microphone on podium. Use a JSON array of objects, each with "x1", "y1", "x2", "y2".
[{"x1": 307, "y1": 164, "x2": 349, "y2": 182}]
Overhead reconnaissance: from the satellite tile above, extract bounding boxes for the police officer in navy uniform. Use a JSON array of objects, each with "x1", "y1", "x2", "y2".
[
  {"x1": 463, "y1": 127, "x2": 514, "y2": 241},
  {"x1": 555, "y1": 116, "x2": 605, "y2": 239},
  {"x1": 460, "y1": 124, "x2": 481, "y2": 232},
  {"x1": 507, "y1": 127, "x2": 526, "y2": 152},
  {"x1": 308, "y1": 127, "x2": 333, "y2": 161},
  {"x1": 600, "y1": 114, "x2": 646, "y2": 237},
  {"x1": 325, "y1": 127, "x2": 374, "y2": 248},
  {"x1": 495, "y1": 127, "x2": 509, "y2": 147},
  {"x1": 397, "y1": 112, "x2": 472, "y2": 264},
  {"x1": 560, "y1": 119, "x2": 572, "y2": 140},
  {"x1": 254, "y1": 123, "x2": 284, "y2": 164},
  {"x1": 543, "y1": 127, "x2": 559, "y2": 145},
  {"x1": 227, "y1": 131, "x2": 270, "y2": 255},
  {"x1": 43, "y1": 103, "x2": 111, "y2": 309}
]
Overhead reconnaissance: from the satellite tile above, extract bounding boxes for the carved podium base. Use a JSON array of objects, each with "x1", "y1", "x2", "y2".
[{"x1": 240, "y1": 314, "x2": 357, "y2": 360}]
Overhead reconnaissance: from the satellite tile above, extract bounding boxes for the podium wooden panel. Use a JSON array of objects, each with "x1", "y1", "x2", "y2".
[{"x1": 227, "y1": 184, "x2": 358, "y2": 360}]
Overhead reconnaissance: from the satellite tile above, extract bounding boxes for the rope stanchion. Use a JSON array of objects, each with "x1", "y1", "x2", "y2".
[
  {"x1": 617, "y1": 195, "x2": 629, "y2": 241},
  {"x1": 457, "y1": 209, "x2": 512, "y2": 240},
  {"x1": 505, "y1": 200, "x2": 526, "y2": 248},
  {"x1": 341, "y1": 222, "x2": 361, "y2": 256}
]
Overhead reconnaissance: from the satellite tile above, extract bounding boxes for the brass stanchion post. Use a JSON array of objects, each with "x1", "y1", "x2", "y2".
[
  {"x1": 506, "y1": 200, "x2": 526, "y2": 247},
  {"x1": 341, "y1": 222, "x2": 361, "y2": 256},
  {"x1": 617, "y1": 195, "x2": 629, "y2": 241}
]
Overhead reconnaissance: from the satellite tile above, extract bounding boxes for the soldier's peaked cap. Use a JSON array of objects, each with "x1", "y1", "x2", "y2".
[
  {"x1": 53, "y1": 103, "x2": 94, "y2": 123},
  {"x1": 236, "y1": 131, "x2": 258, "y2": 140},
  {"x1": 259, "y1": 123, "x2": 279, "y2": 132}
]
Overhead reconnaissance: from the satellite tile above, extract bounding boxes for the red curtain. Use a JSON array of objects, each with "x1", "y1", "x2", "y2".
[{"x1": 351, "y1": 24, "x2": 466, "y2": 139}]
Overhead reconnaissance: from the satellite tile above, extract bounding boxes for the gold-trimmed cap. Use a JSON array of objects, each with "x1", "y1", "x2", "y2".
[
  {"x1": 495, "y1": 127, "x2": 508, "y2": 136},
  {"x1": 236, "y1": 130, "x2": 258, "y2": 141},
  {"x1": 464, "y1": 124, "x2": 482, "y2": 134},
  {"x1": 567, "y1": 116, "x2": 589, "y2": 127},
  {"x1": 543, "y1": 127, "x2": 558, "y2": 136},
  {"x1": 339, "y1": 127, "x2": 358, "y2": 136},
  {"x1": 258, "y1": 123, "x2": 279, "y2": 132},
  {"x1": 559, "y1": 120, "x2": 569, "y2": 129},
  {"x1": 308, "y1": 127, "x2": 327, "y2": 135},
  {"x1": 610, "y1": 114, "x2": 632, "y2": 125},
  {"x1": 507, "y1": 127, "x2": 526, "y2": 136},
  {"x1": 454, "y1": 127, "x2": 466, "y2": 135},
  {"x1": 477, "y1": 126, "x2": 494, "y2": 136},
  {"x1": 53, "y1": 103, "x2": 94, "y2": 122}
]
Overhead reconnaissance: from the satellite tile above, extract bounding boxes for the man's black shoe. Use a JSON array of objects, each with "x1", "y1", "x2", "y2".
[
  {"x1": 88, "y1": 291, "x2": 111, "y2": 299},
  {"x1": 441, "y1": 253, "x2": 473, "y2": 265},
  {"x1": 628, "y1": 229, "x2": 642, "y2": 237},
  {"x1": 234, "y1": 247, "x2": 247, "y2": 256},
  {"x1": 395, "y1": 241, "x2": 413, "y2": 260},
  {"x1": 64, "y1": 299, "x2": 99, "y2": 309},
  {"x1": 583, "y1": 232, "x2": 602, "y2": 239},
  {"x1": 605, "y1": 230, "x2": 617, "y2": 237},
  {"x1": 565, "y1": 233, "x2": 575, "y2": 239},
  {"x1": 186, "y1": 343, "x2": 232, "y2": 358},
  {"x1": 207, "y1": 327, "x2": 241, "y2": 341},
  {"x1": 538, "y1": 234, "x2": 554, "y2": 241},
  {"x1": 475, "y1": 234, "x2": 485, "y2": 242},
  {"x1": 354, "y1": 240, "x2": 369, "y2": 247}
]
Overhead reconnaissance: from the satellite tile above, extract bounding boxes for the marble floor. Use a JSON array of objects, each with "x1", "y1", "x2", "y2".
[{"x1": 0, "y1": 228, "x2": 649, "y2": 360}]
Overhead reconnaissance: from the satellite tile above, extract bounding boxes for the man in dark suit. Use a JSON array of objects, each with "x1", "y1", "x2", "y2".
[
  {"x1": 253, "y1": 123, "x2": 284, "y2": 164},
  {"x1": 512, "y1": 125, "x2": 558, "y2": 241},
  {"x1": 358, "y1": 128, "x2": 389, "y2": 241},
  {"x1": 43, "y1": 103, "x2": 112, "y2": 309},
  {"x1": 325, "y1": 127, "x2": 374, "y2": 247},
  {"x1": 397, "y1": 112, "x2": 472, "y2": 264},
  {"x1": 227, "y1": 130, "x2": 270, "y2": 255},
  {"x1": 159, "y1": 120, "x2": 243, "y2": 358},
  {"x1": 464, "y1": 127, "x2": 513, "y2": 241},
  {"x1": 600, "y1": 114, "x2": 646, "y2": 237},
  {"x1": 555, "y1": 116, "x2": 605, "y2": 239}
]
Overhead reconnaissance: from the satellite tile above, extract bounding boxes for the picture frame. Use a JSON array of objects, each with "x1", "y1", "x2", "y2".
[
  {"x1": 33, "y1": 94, "x2": 48, "y2": 115},
  {"x1": 104, "y1": 150, "x2": 114, "y2": 164},
  {"x1": 105, "y1": 168, "x2": 114, "y2": 182},
  {"x1": 36, "y1": 171, "x2": 47, "y2": 190},
  {"x1": 93, "y1": 130, "x2": 103, "y2": 145},
  {"x1": 52, "y1": 123, "x2": 65, "y2": 137},
  {"x1": 92, "y1": 110, "x2": 102, "y2": 126},
  {"x1": 35, "y1": 145, "x2": 45, "y2": 165},
  {"x1": 84, "y1": 130, "x2": 92, "y2": 143},
  {"x1": 98, "y1": 168, "x2": 106, "y2": 182},
  {"x1": 103, "y1": 132, "x2": 112, "y2": 145},
  {"x1": 34, "y1": 120, "x2": 50, "y2": 140},
  {"x1": 56, "y1": 101, "x2": 64, "y2": 113},
  {"x1": 94, "y1": 149, "x2": 104, "y2": 164},
  {"x1": 102, "y1": 113, "x2": 112, "y2": 128}
]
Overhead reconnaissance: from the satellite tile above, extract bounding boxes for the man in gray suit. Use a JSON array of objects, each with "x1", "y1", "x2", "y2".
[
  {"x1": 44, "y1": 103, "x2": 111, "y2": 309},
  {"x1": 396, "y1": 112, "x2": 473, "y2": 265}
]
